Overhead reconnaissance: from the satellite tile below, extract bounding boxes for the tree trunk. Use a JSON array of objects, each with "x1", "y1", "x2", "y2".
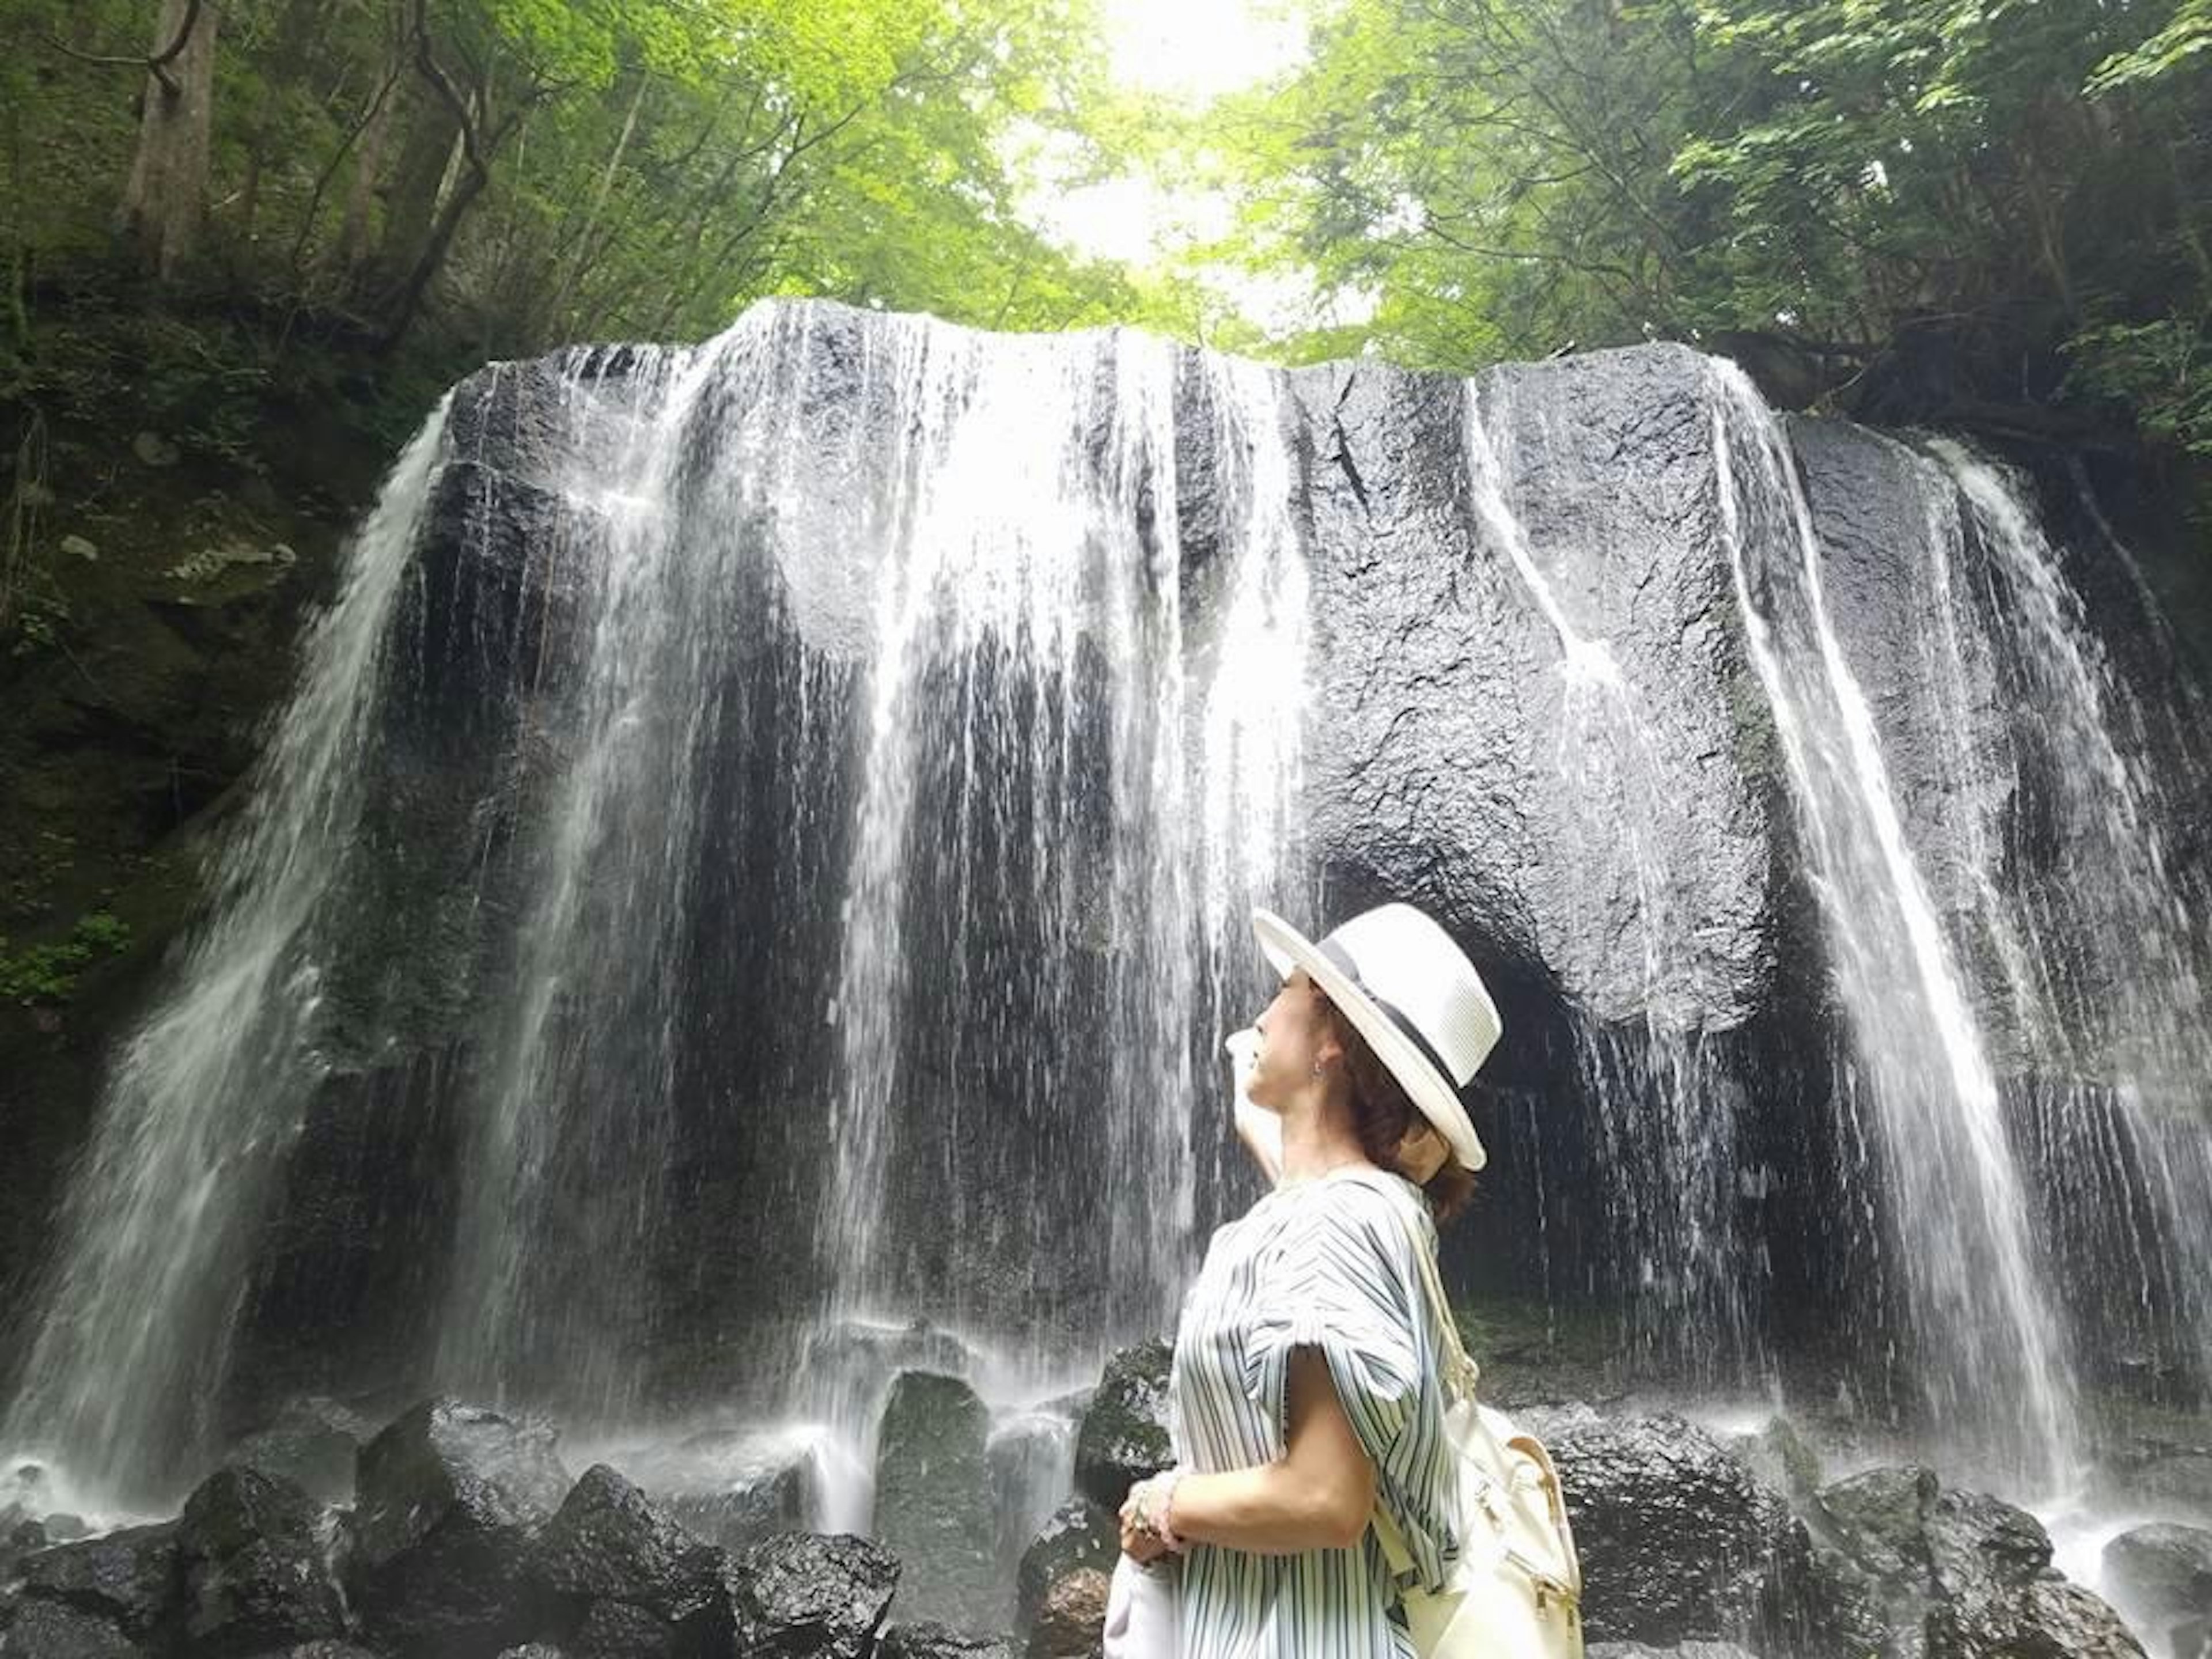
[
  {"x1": 116, "y1": 0, "x2": 222, "y2": 282},
  {"x1": 332, "y1": 48, "x2": 402, "y2": 285},
  {"x1": 360, "y1": 75, "x2": 463, "y2": 303}
]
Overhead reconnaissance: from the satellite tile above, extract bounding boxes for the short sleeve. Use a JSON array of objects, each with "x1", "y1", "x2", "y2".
[{"x1": 1240, "y1": 1176, "x2": 1423, "y2": 1468}]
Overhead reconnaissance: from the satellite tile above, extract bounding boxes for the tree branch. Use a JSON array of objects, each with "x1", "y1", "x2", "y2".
[{"x1": 47, "y1": 0, "x2": 204, "y2": 96}]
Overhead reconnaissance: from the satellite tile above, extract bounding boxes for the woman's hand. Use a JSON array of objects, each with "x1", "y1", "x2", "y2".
[{"x1": 1118, "y1": 1480, "x2": 1173, "y2": 1563}]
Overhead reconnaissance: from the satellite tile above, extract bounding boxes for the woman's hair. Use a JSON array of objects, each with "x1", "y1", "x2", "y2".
[{"x1": 1313, "y1": 988, "x2": 1478, "y2": 1225}]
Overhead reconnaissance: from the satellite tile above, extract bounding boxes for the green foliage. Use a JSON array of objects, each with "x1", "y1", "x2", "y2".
[
  {"x1": 1213, "y1": 0, "x2": 2212, "y2": 453},
  {"x1": 0, "y1": 908, "x2": 134, "y2": 1005}
]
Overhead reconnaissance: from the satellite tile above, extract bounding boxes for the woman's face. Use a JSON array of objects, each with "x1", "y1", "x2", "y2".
[{"x1": 1245, "y1": 968, "x2": 1339, "y2": 1112}]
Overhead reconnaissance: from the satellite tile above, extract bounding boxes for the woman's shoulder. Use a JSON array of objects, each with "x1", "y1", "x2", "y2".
[{"x1": 1276, "y1": 1165, "x2": 1429, "y2": 1255}]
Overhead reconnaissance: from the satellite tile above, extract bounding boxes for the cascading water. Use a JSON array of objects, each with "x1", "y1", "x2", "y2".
[
  {"x1": 4, "y1": 304, "x2": 2206, "y2": 1559},
  {"x1": 1878, "y1": 435, "x2": 2212, "y2": 1404},
  {"x1": 812, "y1": 327, "x2": 1312, "y2": 1527},
  {"x1": 1709, "y1": 363, "x2": 2082, "y2": 1494},
  {"x1": 0, "y1": 400, "x2": 456, "y2": 1509},
  {"x1": 1465, "y1": 378, "x2": 1759, "y2": 1376}
]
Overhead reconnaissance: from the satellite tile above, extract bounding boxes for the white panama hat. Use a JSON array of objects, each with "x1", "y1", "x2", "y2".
[{"x1": 1252, "y1": 903, "x2": 1503, "y2": 1172}]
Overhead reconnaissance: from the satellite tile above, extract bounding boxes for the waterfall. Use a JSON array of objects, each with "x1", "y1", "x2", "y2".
[
  {"x1": 1918, "y1": 441, "x2": 2212, "y2": 1398},
  {"x1": 0, "y1": 399, "x2": 456, "y2": 1510},
  {"x1": 5, "y1": 305, "x2": 2206, "y2": 1521},
  {"x1": 1467, "y1": 378, "x2": 1758, "y2": 1376},
  {"x1": 813, "y1": 324, "x2": 1310, "y2": 1525},
  {"x1": 1709, "y1": 363, "x2": 2082, "y2": 1493}
]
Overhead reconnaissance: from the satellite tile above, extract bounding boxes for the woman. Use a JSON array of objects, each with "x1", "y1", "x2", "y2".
[{"x1": 1115, "y1": 902, "x2": 1504, "y2": 1658}]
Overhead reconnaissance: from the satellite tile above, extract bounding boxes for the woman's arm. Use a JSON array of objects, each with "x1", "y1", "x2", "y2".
[
  {"x1": 1225, "y1": 1028, "x2": 1282, "y2": 1185},
  {"x1": 1122, "y1": 1347, "x2": 1376, "y2": 1556},
  {"x1": 1233, "y1": 1096, "x2": 1283, "y2": 1185}
]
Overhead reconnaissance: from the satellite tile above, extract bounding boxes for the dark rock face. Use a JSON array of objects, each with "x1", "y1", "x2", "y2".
[
  {"x1": 220, "y1": 1397, "x2": 374, "y2": 1503},
  {"x1": 1024, "y1": 1567, "x2": 1106, "y2": 1659},
  {"x1": 2103, "y1": 1524, "x2": 2212, "y2": 1625},
  {"x1": 880, "y1": 1622, "x2": 1020, "y2": 1659},
  {"x1": 345, "y1": 1399, "x2": 572, "y2": 1655},
  {"x1": 528, "y1": 1464, "x2": 728, "y2": 1656},
  {"x1": 0, "y1": 1596, "x2": 142, "y2": 1658},
  {"x1": 1016, "y1": 1501, "x2": 1116, "y2": 1635},
  {"x1": 175, "y1": 1466, "x2": 346, "y2": 1656},
  {"x1": 725, "y1": 1532, "x2": 898, "y2": 1659},
  {"x1": 1528, "y1": 1407, "x2": 1813, "y2": 1647},
  {"x1": 14, "y1": 1521, "x2": 181, "y2": 1638},
  {"x1": 1812, "y1": 1464, "x2": 2143, "y2": 1659},
  {"x1": 1073, "y1": 1344, "x2": 1171, "y2": 1514},
  {"x1": 1290, "y1": 346, "x2": 1777, "y2": 1032},
  {"x1": 626, "y1": 1431, "x2": 815, "y2": 1556},
  {"x1": 874, "y1": 1373, "x2": 999, "y2": 1629},
  {"x1": 1925, "y1": 1577, "x2": 2145, "y2": 1659}
]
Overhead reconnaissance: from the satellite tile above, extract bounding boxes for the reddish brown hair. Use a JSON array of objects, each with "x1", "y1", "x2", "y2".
[{"x1": 1314, "y1": 989, "x2": 1478, "y2": 1225}]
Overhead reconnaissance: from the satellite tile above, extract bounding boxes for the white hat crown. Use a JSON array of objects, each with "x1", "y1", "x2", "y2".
[{"x1": 1252, "y1": 902, "x2": 1502, "y2": 1171}]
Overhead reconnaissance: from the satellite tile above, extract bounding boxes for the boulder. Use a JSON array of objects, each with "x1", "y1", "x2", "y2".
[
  {"x1": 1528, "y1": 1406, "x2": 1813, "y2": 1646},
  {"x1": 346, "y1": 1399, "x2": 572, "y2": 1656},
  {"x1": 1073, "y1": 1343, "x2": 1172, "y2": 1514},
  {"x1": 1728, "y1": 1416, "x2": 1823, "y2": 1505},
  {"x1": 222, "y1": 1397, "x2": 375, "y2": 1502},
  {"x1": 873, "y1": 1373, "x2": 998, "y2": 1628},
  {"x1": 626, "y1": 1429, "x2": 817, "y2": 1554},
  {"x1": 1016, "y1": 1502, "x2": 1116, "y2": 1634},
  {"x1": 1816, "y1": 1466, "x2": 1940, "y2": 1586},
  {"x1": 1025, "y1": 1567, "x2": 1107, "y2": 1659},
  {"x1": 528, "y1": 1464, "x2": 727, "y2": 1655},
  {"x1": 1925, "y1": 1577, "x2": 2145, "y2": 1659},
  {"x1": 175, "y1": 1466, "x2": 347, "y2": 1656},
  {"x1": 1813, "y1": 1464, "x2": 2144, "y2": 1659},
  {"x1": 1, "y1": 1513, "x2": 49, "y2": 1583},
  {"x1": 2104, "y1": 1524, "x2": 2212, "y2": 1624},
  {"x1": 725, "y1": 1532, "x2": 898, "y2": 1659},
  {"x1": 271, "y1": 1645, "x2": 387, "y2": 1658},
  {"x1": 880, "y1": 1622, "x2": 1021, "y2": 1659},
  {"x1": 15, "y1": 1522, "x2": 181, "y2": 1639},
  {"x1": 0, "y1": 1596, "x2": 141, "y2": 1658},
  {"x1": 1922, "y1": 1487, "x2": 2051, "y2": 1601}
]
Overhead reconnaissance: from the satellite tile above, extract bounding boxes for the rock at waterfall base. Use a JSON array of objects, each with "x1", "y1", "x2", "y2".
[
  {"x1": 2103, "y1": 1524, "x2": 2212, "y2": 1625},
  {"x1": 880, "y1": 1621, "x2": 1020, "y2": 1659},
  {"x1": 1073, "y1": 1344, "x2": 1171, "y2": 1514},
  {"x1": 1025, "y1": 1567, "x2": 1107, "y2": 1659},
  {"x1": 1813, "y1": 1464, "x2": 2146, "y2": 1659},
  {"x1": 1016, "y1": 1501, "x2": 1116, "y2": 1635},
  {"x1": 631, "y1": 1430, "x2": 815, "y2": 1555},
  {"x1": 725, "y1": 1532, "x2": 899, "y2": 1659},
  {"x1": 14, "y1": 1521, "x2": 181, "y2": 1638},
  {"x1": 873, "y1": 1372, "x2": 999, "y2": 1629},
  {"x1": 527, "y1": 1463, "x2": 728, "y2": 1656},
  {"x1": 1528, "y1": 1406, "x2": 1817, "y2": 1647},
  {"x1": 0, "y1": 1596, "x2": 141, "y2": 1658},
  {"x1": 176, "y1": 1465, "x2": 347, "y2": 1654},
  {"x1": 346, "y1": 1399, "x2": 573, "y2": 1655}
]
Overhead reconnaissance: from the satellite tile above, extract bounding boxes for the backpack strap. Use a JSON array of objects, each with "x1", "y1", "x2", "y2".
[{"x1": 1338, "y1": 1168, "x2": 1480, "y2": 1398}]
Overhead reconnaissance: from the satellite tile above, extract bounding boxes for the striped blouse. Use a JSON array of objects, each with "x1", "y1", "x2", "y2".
[{"x1": 1167, "y1": 1165, "x2": 1461, "y2": 1659}]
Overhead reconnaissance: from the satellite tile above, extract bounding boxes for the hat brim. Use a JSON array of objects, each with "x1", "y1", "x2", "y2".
[{"x1": 1251, "y1": 908, "x2": 1488, "y2": 1173}]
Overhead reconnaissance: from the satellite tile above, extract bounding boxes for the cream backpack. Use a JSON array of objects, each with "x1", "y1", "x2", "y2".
[{"x1": 1372, "y1": 1190, "x2": 1585, "y2": 1659}]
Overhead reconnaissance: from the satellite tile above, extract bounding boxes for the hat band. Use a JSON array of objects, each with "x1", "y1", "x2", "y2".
[{"x1": 1315, "y1": 937, "x2": 1466, "y2": 1102}]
